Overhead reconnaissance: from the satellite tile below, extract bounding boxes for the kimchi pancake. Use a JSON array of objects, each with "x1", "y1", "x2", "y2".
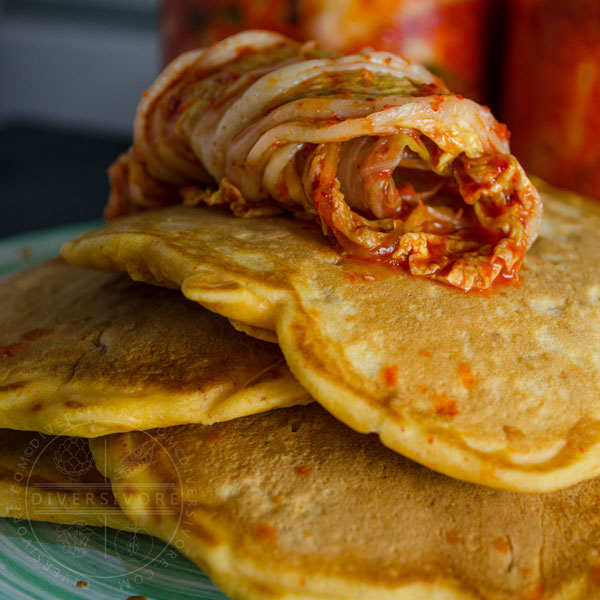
[
  {"x1": 92, "y1": 404, "x2": 600, "y2": 600},
  {"x1": 0, "y1": 259, "x2": 308, "y2": 437},
  {"x1": 0, "y1": 429, "x2": 131, "y2": 529},
  {"x1": 63, "y1": 181, "x2": 600, "y2": 492}
]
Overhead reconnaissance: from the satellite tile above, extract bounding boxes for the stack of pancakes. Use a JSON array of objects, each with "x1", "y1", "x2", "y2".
[{"x1": 2, "y1": 177, "x2": 600, "y2": 599}]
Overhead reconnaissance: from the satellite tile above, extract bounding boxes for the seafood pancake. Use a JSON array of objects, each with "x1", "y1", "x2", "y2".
[
  {"x1": 0, "y1": 429, "x2": 131, "y2": 530},
  {"x1": 63, "y1": 180, "x2": 600, "y2": 492},
  {"x1": 0, "y1": 259, "x2": 308, "y2": 437},
  {"x1": 91, "y1": 404, "x2": 600, "y2": 600}
]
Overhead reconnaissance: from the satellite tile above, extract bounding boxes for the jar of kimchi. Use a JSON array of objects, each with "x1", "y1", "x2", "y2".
[
  {"x1": 503, "y1": 0, "x2": 600, "y2": 199},
  {"x1": 161, "y1": 0, "x2": 495, "y2": 101}
]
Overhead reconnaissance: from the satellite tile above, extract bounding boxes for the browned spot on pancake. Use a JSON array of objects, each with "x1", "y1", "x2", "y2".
[
  {"x1": 432, "y1": 392, "x2": 459, "y2": 417},
  {"x1": 20, "y1": 328, "x2": 54, "y2": 341},
  {"x1": 64, "y1": 401, "x2": 84, "y2": 409},
  {"x1": 492, "y1": 536, "x2": 509, "y2": 554},
  {"x1": 0, "y1": 381, "x2": 28, "y2": 392},
  {"x1": 419, "y1": 349, "x2": 432, "y2": 358},
  {"x1": 205, "y1": 431, "x2": 221, "y2": 444},
  {"x1": 445, "y1": 530, "x2": 460, "y2": 544},
  {"x1": 381, "y1": 365, "x2": 398, "y2": 387},
  {"x1": 29, "y1": 401, "x2": 43, "y2": 412},
  {"x1": 294, "y1": 465, "x2": 311, "y2": 477},
  {"x1": 591, "y1": 563, "x2": 600, "y2": 586},
  {"x1": 457, "y1": 362, "x2": 476, "y2": 390},
  {"x1": 254, "y1": 523, "x2": 278, "y2": 544},
  {"x1": 0, "y1": 342, "x2": 28, "y2": 359}
]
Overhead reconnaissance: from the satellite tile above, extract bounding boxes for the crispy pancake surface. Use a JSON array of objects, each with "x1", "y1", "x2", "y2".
[
  {"x1": 0, "y1": 429, "x2": 131, "y2": 529},
  {"x1": 92, "y1": 405, "x2": 600, "y2": 600},
  {"x1": 0, "y1": 259, "x2": 308, "y2": 436},
  {"x1": 63, "y1": 181, "x2": 600, "y2": 491}
]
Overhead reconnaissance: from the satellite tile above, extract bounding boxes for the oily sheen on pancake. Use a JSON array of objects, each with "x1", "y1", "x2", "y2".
[
  {"x1": 0, "y1": 429, "x2": 131, "y2": 530},
  {"x1": 0, "y1": 259, "x2": 308, "y2": 437},
  {"x1": 63, "y1": 181, "x2": 600, "y2": 492},
  {"x1": 91, "y1": 405, "x2": 600, "y2": 600}
]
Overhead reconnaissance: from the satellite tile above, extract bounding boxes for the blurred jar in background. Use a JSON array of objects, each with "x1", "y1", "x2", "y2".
[
  {"x1": 503, "y1": 0, "x2": 600, "y2": 199},
  {"x1": 161, "y1": 0, "x2": 495, "y2": 101}
]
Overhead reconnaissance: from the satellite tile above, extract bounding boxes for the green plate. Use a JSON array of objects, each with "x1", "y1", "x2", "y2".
[{"x1": 0, "y1": 222, "x2": 230, "y2": 600}]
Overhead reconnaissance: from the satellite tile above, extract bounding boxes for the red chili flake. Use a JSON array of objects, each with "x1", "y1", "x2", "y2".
[
  {"x1": 456, "y1": 94, "x2": 464, "y2": 100},
  {"x1": 255, "y1": 523, "x2": 278, "y2": 544},
  {"x1": 457, "y1": 362, "x2": 476, "y2": 390},
  {"x1": 381, "y1": 365, "x2": 398, "y2": 387},
  {"x1": 419, "y1": 349, "x2": 432, "y2": 358},
  {"x1": 418, "y1": 83, "x2": 439, "y2": 96},
  {"x1": 492, "y1": 537, "x2": 509, "y2": 554},
  {"x1": 432, "y1": 393, "x2": 459, "y2": 417},
  {"x1": 345, "y1": 315, "x2": 357, "y2": 322},
  {"x1": 445, "y1": 530, "x2": 460, "y2": 544},
  {"x1": 418, "y1": 385, "x2": 429, "y2": 394},
  {"x1": 430, "y1": 96, "x2": 444, "y2": 112},
  {"x1": 384, "y1": 57, "x2": 392, "y2": 65},
  {"x1": 427, "y1": 437, "x2": 434, "y2": 444},
  {"x1": 579, "y1": 447, "x2": 586, "y2": 453},
  {"x1": 205, "y1": 431, "x2": 221, "y2": 445},
  {"x1": 340, "y1": 90, "x2": 352, "y2": 99},
  {"x1": 294, "y1": 466, "x2": 311, "y2": 477},
  {"x1": 0, "y1": 341, "x2": 28, "y2": 359}
]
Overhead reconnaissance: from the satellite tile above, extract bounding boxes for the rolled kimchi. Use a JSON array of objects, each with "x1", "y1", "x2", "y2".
[{"x1": 108, "y1": 30, "x2": 542, "y2": 292}]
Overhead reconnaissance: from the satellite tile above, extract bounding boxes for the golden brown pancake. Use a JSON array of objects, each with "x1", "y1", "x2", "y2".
[
  {"x1": 0, "y1": 259, "x2": 308, "y2": 437},
  {"x1": 91, "y1": 404, "x2": 600, "y2": 600},
  {"x1": 0, "y1": 429, "x2": 131, "y2": 529},
  {"x1": 62, "y1": 180, "x2": 600, "y2": 492}
]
